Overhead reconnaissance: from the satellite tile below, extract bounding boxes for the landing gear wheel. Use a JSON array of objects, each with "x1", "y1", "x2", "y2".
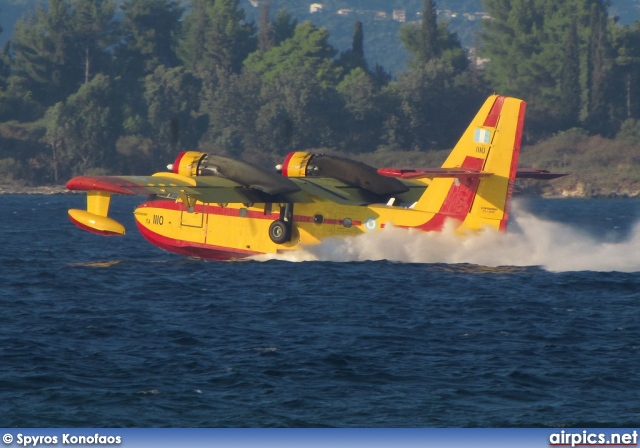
[{"x1": 269, "y1": 219, "x2": 291, "y2": 244}]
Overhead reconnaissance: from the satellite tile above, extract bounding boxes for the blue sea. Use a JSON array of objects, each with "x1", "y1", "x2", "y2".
[{"x1": 1, "y1": 194, "x2": 640, "y2": 427}]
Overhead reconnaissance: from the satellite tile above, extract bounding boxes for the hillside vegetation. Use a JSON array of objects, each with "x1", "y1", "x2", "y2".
[{"x1": 0, "y1": 0, "x2": 639, "y2": 198}]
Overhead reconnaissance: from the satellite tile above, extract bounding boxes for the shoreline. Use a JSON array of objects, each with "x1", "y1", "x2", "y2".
[
  {"x1": 1, "y1": 185, "x2": 639, "y2": 199},
  {"x1": 0, "y1": 185, "x2": 73, "y2": 195}
]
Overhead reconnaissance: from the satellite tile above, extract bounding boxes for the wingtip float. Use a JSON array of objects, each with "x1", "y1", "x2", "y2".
[{"x1": 66, "y1": 94, "x2": 567, "y2": 260}]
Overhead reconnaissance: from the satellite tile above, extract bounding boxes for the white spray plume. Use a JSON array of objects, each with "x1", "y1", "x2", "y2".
[{"x1": 254, "y1": 201, "x2": 640, "y2": 272}]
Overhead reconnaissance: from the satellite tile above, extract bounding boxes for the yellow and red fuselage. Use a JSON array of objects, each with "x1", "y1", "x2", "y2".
[{"x1": 133, "y1": 191, "x2": 436, "y2": 260}]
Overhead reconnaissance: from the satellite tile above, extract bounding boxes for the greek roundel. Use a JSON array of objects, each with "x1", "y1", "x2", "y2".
[
  {"x1": 474, "y1": 128, "x2": 491, "y2": 144},
  {"x1": 364, "y1": 217, "x2": 378, "y2": 232}
]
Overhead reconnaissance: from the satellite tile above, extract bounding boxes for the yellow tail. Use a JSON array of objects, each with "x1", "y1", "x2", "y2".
[{"x1": 413, "y1": 95, "x2": 526, "y2": 232}]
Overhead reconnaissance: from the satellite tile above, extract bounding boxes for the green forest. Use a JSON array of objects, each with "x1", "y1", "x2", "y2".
[{"x1": 2, "y1": 0, "x2": 640, "y2": 196}]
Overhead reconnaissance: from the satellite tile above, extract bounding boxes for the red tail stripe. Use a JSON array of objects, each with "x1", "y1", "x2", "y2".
[
  {"x1": 436, "y1": 156, "x2": 484, "y2": 216},
  {"x1": 483, "y1": 96, "x2": 505, "y2": 128},
  {"x1": 499, "y1": 101, "x2": 526, "y2": 232}
]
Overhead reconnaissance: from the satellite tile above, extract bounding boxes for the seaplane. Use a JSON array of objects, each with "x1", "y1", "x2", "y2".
[{"x1": 66, "y1": 94, "x2": 564, "y2": 260}]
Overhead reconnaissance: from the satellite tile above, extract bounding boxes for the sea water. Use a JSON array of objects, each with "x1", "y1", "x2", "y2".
[{"x1": 1, "y1": 195, "x2": 639, "y2": 427}]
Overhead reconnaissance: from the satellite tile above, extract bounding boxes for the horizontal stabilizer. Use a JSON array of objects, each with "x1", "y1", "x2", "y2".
[
  {"x1": 515, "y1": 168, "x2": 569, "y2": 180},
  {"x1": 377, "y1": 167, "x2": 494, "y2": 179},
  {"x1": 378, "y1": 167, "x2": 568, "y2": 180}
]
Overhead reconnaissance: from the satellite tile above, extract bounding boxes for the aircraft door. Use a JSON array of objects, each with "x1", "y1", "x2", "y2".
[{"x1": 181, "y1": 208, "x2": 204, "y2": 228}]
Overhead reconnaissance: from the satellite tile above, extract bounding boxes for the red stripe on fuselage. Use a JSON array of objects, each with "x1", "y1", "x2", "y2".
[
  {"x1": 137, "y1": 200, "x2": 361, "y2": 226},
  {"x1": 137, "y1": 200, "x2": 279, "y2": 219},
  {"x1": 135, "y1": 220, "x2": 260, "y2": 260}
]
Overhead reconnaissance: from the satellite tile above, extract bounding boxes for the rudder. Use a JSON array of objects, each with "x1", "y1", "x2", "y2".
[{"x1": 413, "y1": 95, "x2": 526, "y2": 232}]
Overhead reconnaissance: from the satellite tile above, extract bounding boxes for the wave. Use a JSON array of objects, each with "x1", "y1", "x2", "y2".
[{"x1": 254, "y1": 201, "x2": 640, "y2": 272}]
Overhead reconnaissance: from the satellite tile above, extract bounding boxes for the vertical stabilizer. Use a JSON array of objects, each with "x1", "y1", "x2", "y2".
[{"x1": 413, "y1": 95, "x2": 526, "y2": 232}]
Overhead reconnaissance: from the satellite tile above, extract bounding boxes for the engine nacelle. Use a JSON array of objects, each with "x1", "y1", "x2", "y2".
[
  {"x1": 280, "y1": 151, "x2": 315, "y2": 177},
  {"x1": 170, "y1": 151, "x2": 300, "y2": 195},
  {"x1": 171, "y1": 151, "x2": 207, "y2": 177},
  {"x1": 279, "y1": 151, "x2": 408, "y2": 196}
]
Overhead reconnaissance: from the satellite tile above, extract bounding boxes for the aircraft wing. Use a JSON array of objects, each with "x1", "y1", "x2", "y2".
[
  {"x1": 377, "y1": 167, "x2": 568, "y2": 180},
  {"x1": 66, "y1": 173, "x2": 314, "y2": 204},
  {"x1": 65, "y1": 173, "x2": 410, "y2": 205}
]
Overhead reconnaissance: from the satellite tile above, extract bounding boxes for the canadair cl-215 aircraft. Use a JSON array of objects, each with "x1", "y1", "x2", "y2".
[{"x1": 66, "y1": 94, "x2": 565, "y2": 260}]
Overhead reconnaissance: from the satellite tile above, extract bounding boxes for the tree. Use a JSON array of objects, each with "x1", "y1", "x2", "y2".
[
  {"x1": 44, "y1": 102, "x2": 69, "y2": 182},
  {"x1": 586, "y1": 2, "x2": 612, "y2": 134},
  {"x1": 337, "y1": 21, "x2": 368, "y2": 75},
  {"x1": 72, "y1": 0, "x2": 117, "y2": 84},
  {"x1": 10, "y1": 0, "x2": 75, "y2": 105},
  {"x1": 178, "y1": 0, "x2": 255, "y2": 77},
  {"x1": 481, "y1": 0, "x2": 615, "y2": 135},
  {"x1": 117, "y1": 0, "x2": 183, "y2": 77},
  {"x1": 0, "y1": 16, "x2": 6, "y2": 89},
  {"x1": 243, "y1": 21, "x2": 347, "y2": 154},
  {"x1": 9, "y1": 0, "x2": 116, "y2": 108},
  {"x1": 381, "y1": 60, "x2": 483, "y2": 151},
  {"x1": 56, "y1": 74, "x2": 121, "y2": 174},
  {"x1": 144, "y1": 66, "x2": 206, "y2": 165},
  {"x1": 244, "y1": 21, "x2": 341, "y2": 87},
  {"x1": 399, "y1": 3, "x2": 467, "y2": 74},
  {"x1": 257, "y1": 1, "x2": 275, "y2": 54},
  {"x1": 336, "y1": 68, "x2": 385, "y2": 152},
  {"x1": 421, "y1": 0, "x2": 439, "y2": 62},
  {"x1": 272, "y1": 8, "x2": 297, "y2": 46},
  {"x1": 254, "y1": 65, "x2": 343, "y2": 154},
  {"x1": 611, "y1": 23, "x2": 640, "y2": 120},
  {"x1": 201, "y1": 69, "x2": 262, "y2": 155},
  {"x1": 352, "y1": 20, "x2": 364, "y2": 59},
  {"x1": 558, "y1": 19, "x2": 581, "y2": 129}
]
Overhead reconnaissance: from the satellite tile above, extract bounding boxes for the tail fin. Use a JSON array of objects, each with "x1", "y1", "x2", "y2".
[{"x1": 413, "y1": 95, "x2": 526, "y2": 232}]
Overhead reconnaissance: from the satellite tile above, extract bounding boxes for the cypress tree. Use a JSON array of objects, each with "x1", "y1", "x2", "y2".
[
  {"x1": 257, "y1": 1, "x2": 275, "y2": 54},
  {"x1": 559, "y1": 19, "x2": 581, "y2": 128},
  {"x1": 337, "y1": 21, "x2": 367, "y2": 74},
  {"x1": 613, "y1": 24, "x2": 640, "y2": 119},
  {"x1": 421, "y1": 0, "x2": 439, "y2": 62},
  {"x1": 352, "y1": 21, "x2": 364, "y2": 58},
  {"x1": 587, "y1": 2, "x2": 610, "y2": 132}
]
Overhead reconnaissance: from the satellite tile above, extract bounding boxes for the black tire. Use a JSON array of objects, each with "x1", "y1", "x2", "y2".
[{"x1": 269, "y1": 219, "x2": 291, "y2": 244}]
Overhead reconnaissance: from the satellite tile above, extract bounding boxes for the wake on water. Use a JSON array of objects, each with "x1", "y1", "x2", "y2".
[{"x1": 254, "y1": 200, "x2": 640, "y2": 272}]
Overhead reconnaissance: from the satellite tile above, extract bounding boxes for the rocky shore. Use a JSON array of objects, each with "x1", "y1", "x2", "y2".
[{"x1": 0, "y1": 185, "x2": 72, "y2": 195}]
